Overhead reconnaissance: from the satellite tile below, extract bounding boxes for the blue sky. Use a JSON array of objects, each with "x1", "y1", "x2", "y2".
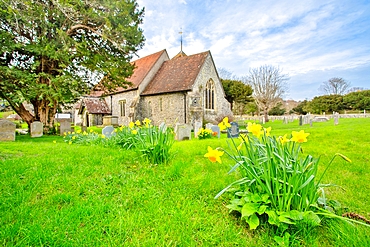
[{"x1": 136, "y1": 0, "x2": 370, "y2": 101}]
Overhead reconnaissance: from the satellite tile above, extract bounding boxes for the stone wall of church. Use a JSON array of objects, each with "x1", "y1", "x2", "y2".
[
  {"x1": 137, "y1": 92, "x2": 187, "y2": 126},
  {"x1": 105, "y1": 90, "x2": 138, "y2": 126},
  {"x1": 191, "y1": 54, "x2": 233, "y2": 124}
]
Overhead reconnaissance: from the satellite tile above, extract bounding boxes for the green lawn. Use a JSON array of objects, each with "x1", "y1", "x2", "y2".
[{"x1": 0, "y1": 118, "x2": 369, "y2": 246}]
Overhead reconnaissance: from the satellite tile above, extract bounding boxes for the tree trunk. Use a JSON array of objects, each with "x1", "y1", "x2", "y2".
[
  {"x1": 31, "y1": 98, "x2": 57, "y2": 133},
  {"x1": 264, "y1": 106, "x2": 269, "y2": 122}
]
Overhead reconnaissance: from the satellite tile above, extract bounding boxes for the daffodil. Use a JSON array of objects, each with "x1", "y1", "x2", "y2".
[
  {"x1": 279, "y1": 134, "x2": 290, "y2": 145},
  {"x1": 237, "y1": 142, "x2": 244, "y2": 151},
  {"x1": 72, "y1": 135, "x2": 76, "y2": 140},
  {"x1": 204, "y1": 146, "x2": 224, "y2": 163},
  {"x1": 291, "y1": 130, "x2": 310, "y2": 143},
  {"x1": 90, "y1": 129, "x2": 94, "y2": 133},
  {"x1": 247, "y1": 122, "x2": 263, "y2": 137},
  {"x1": 131, "y1": 129, "x2": 138, "y2": 135},
  {"x1": 129, "y1": 122, "x2": 135, "y2": 129},
  {"x1": 218, "y1": 117, "x2": 231, "y2": 131},
  {"x1": 53, "y1": 140, "x2": 56, "y2": 144},
  {"x1": 143, "y1": 118, "x2": 151, "y2": 127},
  {"x1": 76, "y1": 129, "x2": 81, "y2": 134},
  {"x1": 135, "y1": 120, "x2": 141, "y2": 126},
  {"x1": 264, "y1": 127, "x2": 272, "y2": 137},
  {"x1": 68, "y1": 141, "x2": 72, "y2": 145}
]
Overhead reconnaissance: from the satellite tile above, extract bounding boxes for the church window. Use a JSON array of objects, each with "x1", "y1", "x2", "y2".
[
  {"x1": 119, "y1": 100, "x2": 126, "y2": 117},
  {"x1": 205, "y1": 79, "x2": 215, "y2": 110}
]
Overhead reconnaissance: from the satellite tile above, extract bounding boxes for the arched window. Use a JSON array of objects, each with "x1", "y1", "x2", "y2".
[{"x1": 204, "y1": 79, "x2": 215, "y2": 110}]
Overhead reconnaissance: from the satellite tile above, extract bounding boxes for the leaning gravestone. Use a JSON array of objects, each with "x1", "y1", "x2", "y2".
[
  {"x1": 0, "y1": 120, "x2": 16, "y2": 141},
  {"x1": 227, "y1": 122, "x2": 240, "y2": 138},
  {"x1": 30, "y1": 121, "x2": 43, "y2": 138},
  {"x1": 210, "y1": 125, "x2": 220, "y2": 138},
  {"x1": 174, "y1": 123, "x2": 192, "y2": 141},
  {"x1": 193, "y1": 121, "x2": 203, "y2": 138},
  {"x1": 102, "y1": 125, "x2": 115, "y2": 138}
]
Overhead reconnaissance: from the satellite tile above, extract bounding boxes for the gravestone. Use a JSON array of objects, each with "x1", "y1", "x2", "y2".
[
  {"x1": 227, "y1": 122, "x2": 240, "y2": 138},
  {"x1": 299, "y1": 116, "x2": 303, "y2": 126},
  {"x1": 283, "y1": 117, "x2": 288, "y2": 124},
  {"x1": 313, "y1": 116, "x2": 329, "y2": 122},
  {"x1": 210, "y1": 125, "x2": 220, "y2": 138},
  {"x1": 0, "y1": 120, "x2": 16, "y2": 141},
  {"x1": 174, "y1": 123, "x2": 192, "y2": 141},
  {"x1": 56, "y1": 118, "x2": 72, "y2": 136},
  {"x1": 205, "y1": 123, "x2": 213, "y2": 130},
  {"x1": 334, "y1": 113, "x2": 339, "y2": 125},
  {"x1": 102, "y1": 125, "x2": 115, "y2": 138},
  {"x1": 30, "y1": 121, "x2": 43, "y2": 138},
  {"x1": 193, "y1": 121, "x2": 203, "y2": 138},
  {"x1": 159, "y1": 122, "x2": 167, "y2": 132}
]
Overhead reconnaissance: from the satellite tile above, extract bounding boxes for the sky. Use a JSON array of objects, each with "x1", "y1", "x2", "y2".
[{"x1": 135, "y1": 0, "x2": 370, "y2": 101}]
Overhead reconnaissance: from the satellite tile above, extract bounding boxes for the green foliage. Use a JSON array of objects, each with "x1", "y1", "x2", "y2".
[
  {"x1": 0, "y1": 0, "x2": 145, "y2": 128},
  {"x1": 196, "y1": 128, "x2": 214, "y2": 139},
  {"x1": 268, "y1": 102, "x2": 286, "y2": 115},
  {"x1": 221, "y1": 79, "x2": 253, "y2": 113},
  {"x1": 305, "y1": 95, "x2": 344, "y2": 114},
  {"x1": 343, "y1": 90, "x2": 370, "y2": 110},
  {"x1": 292, "y1": 100, "x2": 308, "y2": 115}
]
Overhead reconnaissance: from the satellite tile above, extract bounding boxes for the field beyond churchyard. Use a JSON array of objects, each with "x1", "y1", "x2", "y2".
[{"x1": 0, "y1": 118, "x2": 369, "y2": 246}]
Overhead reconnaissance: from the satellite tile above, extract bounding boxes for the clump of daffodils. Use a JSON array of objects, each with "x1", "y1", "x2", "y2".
[{"x1": 197, "y1": 128, "x2": 214, "y2": 139}]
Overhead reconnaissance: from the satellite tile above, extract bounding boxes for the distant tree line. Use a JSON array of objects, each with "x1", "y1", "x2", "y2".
[{"x1": 293, "y1": 90, "x2": 370, "y2": 114}]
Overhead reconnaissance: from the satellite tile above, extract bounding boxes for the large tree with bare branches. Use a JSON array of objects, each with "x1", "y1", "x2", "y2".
[
  {"x1": 247, "y1": 65, "x2": 288, "y2": 122},
  {"x1": 319, "y1": 77, "x2": 351, "y2": 95},
  {"x1": 0, "y1": 0, "x2": 145, "y2": 132}
]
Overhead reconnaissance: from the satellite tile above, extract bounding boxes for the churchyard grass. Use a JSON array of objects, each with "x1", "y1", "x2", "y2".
[{"x1": 0, "y1": 118, "x2": 369, "y2": 246}]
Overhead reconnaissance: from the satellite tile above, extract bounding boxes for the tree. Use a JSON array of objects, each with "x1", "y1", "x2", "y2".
[
  {"x1": 268, "y1": 102, "x2": 286, "y2": 116},
  {"x1": 305, "y1": 95, "x2": 344, "y2": 114},
  {"x1": 292, "y1": 100, "x2": 308, "y2": 115},
  {"x1": 246, "y1": 65, "x2": 288, "y2": 122},
  {"x1": 0, "y1": 0, "x2": 145, "y2": 132},
  {"x1": 221, "y1": 79, "x2": 253, "y2": 113},
  {"x1": 319, "y1": 77, "x2": 351, "y2": 95},
  {"x1": 343, "y1": 90, "x2": 370, "y2": 110}
]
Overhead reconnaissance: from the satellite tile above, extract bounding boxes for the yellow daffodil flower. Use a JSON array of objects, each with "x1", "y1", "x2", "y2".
[
  {"x1": 143, "y1": 118, "x2": 151, "y2": 127},
  {"x1": 279, "y1": 134, "x2": 290, "y2": 145},
  {"x1": 264, "y1": 127, "x2": 272, "y2": 137},
  {"x1": 68, "y1": 141, "x2": 72, "y2": 145},
  {"x1": 129, "y1": 122, "x2": 135, "y2": 129},
  {"x1": 76, "y1": 130, "x2": 81, "y2": 134},
  {"x1": 204, "y1": 146, "x2": 224, "y2": 163},
  {"x1": 131, "y1": 129, "x2": 138, "y2": 135},
  {"x1": 135, "y1": 120, "x2": 141, "y2": 126},
  {"x1": 237, "y1": 142, "x2": 244, "y2": 151},
  {"x1": 89, "y1": 129, "x2": 94, "y2": 133},
  {"x1": 247, "y1": 122, "x2": 263, "y2": 137},
  {"x1": 291, "y1": 130, "x2": 310, "y2": 143},
  {"x1": 72, "y1": 136, "x2": 76, "y2": 140}
]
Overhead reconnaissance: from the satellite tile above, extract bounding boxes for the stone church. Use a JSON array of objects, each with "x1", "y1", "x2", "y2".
[{"x1": 77, "y1": 49, "x2": 232, "y2": 127}]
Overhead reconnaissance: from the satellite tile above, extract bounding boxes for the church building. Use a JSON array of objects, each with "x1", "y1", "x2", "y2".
[{"x1": 77, "y1": 49, "x2": 232, "y2": 127}]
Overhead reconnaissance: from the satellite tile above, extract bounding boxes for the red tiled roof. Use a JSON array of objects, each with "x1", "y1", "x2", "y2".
[
  {"x1": 141, "y1": 51, "x2": 209, "y2": 95},
  {"x1": 114, "y1": 49, "x2": 167, "y2": 93},
  {"x1": 79, "y1": 98, "x2": 110, "y2": 114}
]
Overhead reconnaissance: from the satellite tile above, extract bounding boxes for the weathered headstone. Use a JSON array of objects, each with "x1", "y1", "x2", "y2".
[
  {"x1": 299, "y1": 116, "x2": 303, "y2": 126},
  {"x1": 227, "y1": 122, "x2": 239, "y2": 138},
  {"x1": 283, "y1": 117, "x2": 288, "y2": 124},
  {"x1": 56, "y1": 118, "x2": 72, "y2": 136},
  {"x1": 210, "y1": 125, "x2": 220, "y2": 138},
  {"x1": 102, "y1": 125, "x2": 115, "y2": 138},
  {"x1": 30, "y1": 121, "x2": 43, "y2": 138},
  {"x1": 313, "y1": 116, "x2": 329, "y2": 122},
  {"x1": 334, "y1": 114, "x2": 339, "y2": 125},
  {"x1": 193, "y1": 121, "x2": 203, "y2": 138},
  {"x1": 174, "y1": 123, "x2": 192, "y2": 141},
  {"x1": 205, "y1": 123, "x2": 213, "y2": 130},
  {"x1": 0, "y1": 120, "x2": 16, "y2": 141}
]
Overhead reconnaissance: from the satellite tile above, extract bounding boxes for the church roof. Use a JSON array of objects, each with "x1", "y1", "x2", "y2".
[
  {"x1": 89, "y1": 49, "x2": 167, "y2": 96},
  {"x1": 78, "y1": 98, "x2": 110, "y2": 114},
  {"x1": 141, "y1": 51, "x2": 209, "y2": 96}
]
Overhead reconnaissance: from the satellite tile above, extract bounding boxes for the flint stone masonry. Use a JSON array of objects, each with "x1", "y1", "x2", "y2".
[
  {"x1": 102, "y1": 125, "x2": 115, "y2": 138},
  {"x1": 30, "y1": 121, "x2": 43, "y2": 138},
  {"x1": 175, "y1": 123, "x2": 192, "y2": 141},
  {"x1": 0, "y1": 120, "x2": 16, "y2": 141}
]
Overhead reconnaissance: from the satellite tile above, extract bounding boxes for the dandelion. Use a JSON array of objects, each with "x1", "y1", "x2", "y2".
[
  {"x1": 291, "y1": 130, "x2": 310, "y2": 143},
  {"x1": 247, "y1": 122, "x2": 263, "y2": 137},
  {"x1": 204, "y1": 146, "x2": 224, "y2": 163},
  {"x1": 101, "y1": 134, "x2": 105, "y2": 139},
  {"x1": 129, "y1": 122, "x2": 135, "y2": 129}
]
